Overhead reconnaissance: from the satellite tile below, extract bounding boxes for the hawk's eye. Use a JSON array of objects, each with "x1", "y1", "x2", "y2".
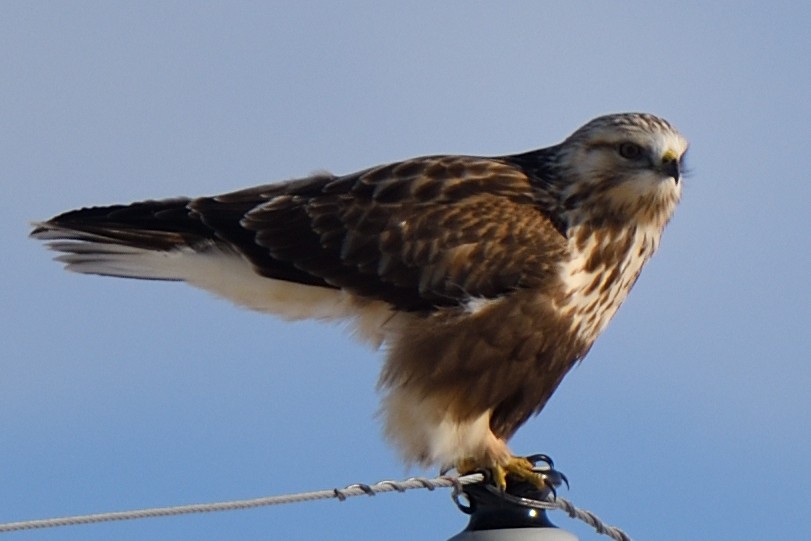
[{"x1": 618, "y1": 142, "x2": 644, "y2": 160}]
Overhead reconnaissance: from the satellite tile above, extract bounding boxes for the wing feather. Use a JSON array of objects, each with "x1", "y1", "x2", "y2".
[
  {"x1": 196, "y1": 155, "x2": 566, "y2": 311},
  {"x1": 34, "y1": 155, "x2": 567, "y2": 313}
]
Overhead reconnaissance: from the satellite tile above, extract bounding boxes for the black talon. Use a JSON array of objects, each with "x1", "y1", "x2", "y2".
[
  {"x1": 547, "y1": 483, "x2": 558, "y2": 500},
  {"x1": 526, "y1": 454, "x2": 555, "y2": 468},
  {"x1": 538, "y1": 467, "x2": 567, "y2": 489},
  {"x1": 523, "y1": 453, "x2": 568, "y2": 493}
]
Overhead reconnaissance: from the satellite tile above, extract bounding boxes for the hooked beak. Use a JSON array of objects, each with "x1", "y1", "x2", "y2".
[{"x1": 660, "y1": 150, "x2": 681, "y2": 183}]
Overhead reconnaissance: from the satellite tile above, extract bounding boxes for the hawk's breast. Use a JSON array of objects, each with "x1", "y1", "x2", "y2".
[{"x1": 557, "y1": 223, "x2": 661, "y2": 345}]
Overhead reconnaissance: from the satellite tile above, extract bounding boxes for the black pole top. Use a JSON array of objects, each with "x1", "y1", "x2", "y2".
[{"x1": 453, "y1": 455, "x2": 568, "y2": 532}]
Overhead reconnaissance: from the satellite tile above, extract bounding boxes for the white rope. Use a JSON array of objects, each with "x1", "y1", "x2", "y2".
[
  {"x1": 553, "y1": 497, "x2": 632, "y2": 541},
  {"x1": 0, "y1": 473, "x2": 631, "y2": 540}
]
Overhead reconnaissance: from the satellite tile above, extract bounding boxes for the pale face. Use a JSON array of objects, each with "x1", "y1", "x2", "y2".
[{"x1": 559, "y1": 114, "x2": 689, "y2": 225}]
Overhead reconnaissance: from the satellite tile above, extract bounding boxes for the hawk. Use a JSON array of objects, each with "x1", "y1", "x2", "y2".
[{"x1": 32, "y1": 113, "x2": 688, "y2": 489}]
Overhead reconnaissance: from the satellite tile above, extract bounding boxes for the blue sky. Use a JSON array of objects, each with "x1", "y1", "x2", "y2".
[{"x1": 2, "y1": 2, "x2": 810, "y2": 540}]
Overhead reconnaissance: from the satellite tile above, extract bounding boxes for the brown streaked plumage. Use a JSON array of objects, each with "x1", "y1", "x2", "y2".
[{"x1": 31, "y1": 112, "x2": 688, "y2": 485}]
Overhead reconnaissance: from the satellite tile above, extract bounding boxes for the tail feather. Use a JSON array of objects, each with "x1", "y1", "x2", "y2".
[
  {"x1": 30, "y1": 198, "x2": 376, "y2": 327},
  {"x1": 31, "y1": 199, "x2": 213, "y2": 281}
]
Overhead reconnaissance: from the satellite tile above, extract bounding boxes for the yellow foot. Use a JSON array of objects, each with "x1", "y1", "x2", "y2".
[{"x1": 457, "y1": 454, "x2": 559, "y2": 492}]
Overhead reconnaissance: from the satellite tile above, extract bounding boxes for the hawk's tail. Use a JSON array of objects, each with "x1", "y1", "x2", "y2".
[{"x1": 31, "y1": 198, "x2": 214, "y2": 281}]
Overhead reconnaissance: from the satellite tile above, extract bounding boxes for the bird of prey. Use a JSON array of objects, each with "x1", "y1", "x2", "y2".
[{"x1": 32, "y1": 112, "x2": 688, "y2": 489}]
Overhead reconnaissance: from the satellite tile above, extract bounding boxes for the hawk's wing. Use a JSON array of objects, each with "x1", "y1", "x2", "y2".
[
  {"x1": 193, "y1": 155, "x2": 567, "y2": 311},
  {"x1": 33, "y1": 155, "x2": 567, "y2": 313}
]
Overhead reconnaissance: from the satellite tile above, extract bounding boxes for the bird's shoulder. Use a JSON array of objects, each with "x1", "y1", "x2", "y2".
[{"x1": 198, "y1": 154, "x2": 539, "y2": 211}]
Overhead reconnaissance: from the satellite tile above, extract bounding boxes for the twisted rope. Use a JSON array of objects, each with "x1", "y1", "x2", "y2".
[
  {"x1": 0, "y1": 473, "x2": 631, "y2": 540},
  {"x1": 554, "y1": 497, "x2": 632, "y2": 541}
]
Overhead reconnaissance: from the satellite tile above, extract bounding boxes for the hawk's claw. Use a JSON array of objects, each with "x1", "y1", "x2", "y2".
[
  {"x1": 525, "y1": 453, "x2": 568, "y2": 494},
  {"x1": 526, "y1": 454, "x2": 555, "y2": 468},
  {"x1": 456, "y1": 454, "x2": 567, "y2": 498}
]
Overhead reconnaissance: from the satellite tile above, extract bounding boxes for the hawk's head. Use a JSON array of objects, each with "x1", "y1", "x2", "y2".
[{"x1": 555, "y1": 113, "x2": 688, "y2": 228}]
